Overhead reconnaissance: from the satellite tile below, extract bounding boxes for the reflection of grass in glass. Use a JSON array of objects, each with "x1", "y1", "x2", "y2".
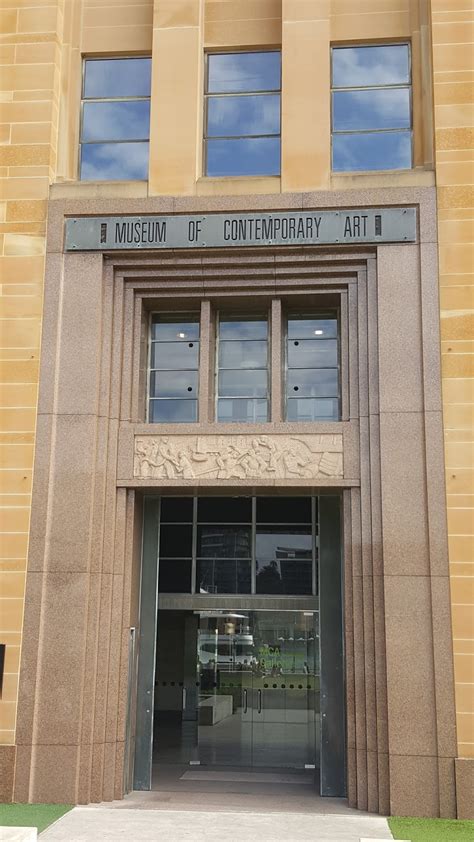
[
  {"x1": 0, "y1": 803, "x2": 72, "y2": 833},
  {"x1": 389, "y1": 817, "x2": 474, "y2": 841}
]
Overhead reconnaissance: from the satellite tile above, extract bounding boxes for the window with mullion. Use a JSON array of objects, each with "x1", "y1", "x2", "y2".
[
  {"x1": 331, "y1": 43, "x2": 412, "y2": 172},
  {"x1": 148, "y1": 314, "x2": 200, "y2": 423},
  {"x1": 204, "y1": 51, "x2": 281, "y2": 177},
  {"x1": 286, "y1": 315, "x2": 340, "y2": 421},
  {"x1": 216, "y1": 315, "x2": 269, "y2": 423},
  {"x1": 80, "y1": 56, "x2": 151, "y2": 181}
]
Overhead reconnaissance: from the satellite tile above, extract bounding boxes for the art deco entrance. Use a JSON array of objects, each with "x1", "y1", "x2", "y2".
[
  {"x1": 134, "y1": 495, "x2": 344, "y2": 797},
  {"x1": 154, "y1": 609, "x2": 319, "y2": 769}
]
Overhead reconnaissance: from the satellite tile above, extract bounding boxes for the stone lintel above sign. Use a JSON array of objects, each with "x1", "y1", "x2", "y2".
[
  {"x1": 134, "y1": 434, "x2": 343, "y2": 482},
  {"x1": 65, "y1": 208, "x2": 417, "y2": 251}
]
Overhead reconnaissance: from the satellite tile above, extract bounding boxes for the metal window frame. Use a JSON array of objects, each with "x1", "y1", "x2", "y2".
[
  {"x1": 203, "y1": 49, "x2": 282, "y2": 177},
  {"x1": 147, "y1": 311, "x2": 201, "y2": 423},
  {"x1": 215, "y1": 311, "x2": 271, "y2": 422},
  {"x1": 330, "y1": 42, "x2": 413, "y2": 173},
  {"x1": 284, "y1": 310, "x2": 342, "y2": 421},
  {"x1": 79, "y1": 55, "x2": 152, "y2": 181},
  {"x1": 157, "y1": 494, "x2": 318, "y2": 598}
]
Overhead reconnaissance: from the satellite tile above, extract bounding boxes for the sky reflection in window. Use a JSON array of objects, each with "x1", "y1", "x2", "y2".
[
  {"x1": 332, "y1": 45, "x2": 409, "y2": 88},
  {"x1": 208, "y1": 51, "x2": 280, "y2": 93},
  {"x1": 84, "y1": 57, "x2": 151, "y2": 98}
]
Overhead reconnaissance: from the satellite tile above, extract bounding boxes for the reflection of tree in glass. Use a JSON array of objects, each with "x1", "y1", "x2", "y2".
[{"x1": 256, "y1": 560, "x2": 283, "y2": 594}]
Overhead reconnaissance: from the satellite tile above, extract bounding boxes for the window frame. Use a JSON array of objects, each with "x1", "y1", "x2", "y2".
[
  {"x1": 203, "y1": 48, "x2": 282, "y2": 178},
  {"x1": 79, "y1": 54, "x2": 152, "y2": 182},
  {"x1": 330, "y1": 41, "x2": 413, "y2": 174}
]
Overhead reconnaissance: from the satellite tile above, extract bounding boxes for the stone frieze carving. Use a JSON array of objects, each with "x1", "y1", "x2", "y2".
[{"x1": 134, "y1": 434, "x2": 343, "y2": 480}]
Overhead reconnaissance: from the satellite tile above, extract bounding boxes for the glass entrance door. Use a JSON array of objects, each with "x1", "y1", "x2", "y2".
[{"x1": 196, "y1": 610, "x2": 319, "y2": 768}]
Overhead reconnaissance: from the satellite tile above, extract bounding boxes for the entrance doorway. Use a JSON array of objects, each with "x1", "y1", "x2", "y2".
[
  {"x1": 154, "y1": 609, "x2": 319, "y2": 769},
  {"x1": 134, "y1": 495, "x2": 344, "y2": 798}
]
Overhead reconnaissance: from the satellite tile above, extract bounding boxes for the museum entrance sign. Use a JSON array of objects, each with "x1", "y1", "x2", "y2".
[{"x1": 64, "y1": 207, "x2": 417, "y2": 251}]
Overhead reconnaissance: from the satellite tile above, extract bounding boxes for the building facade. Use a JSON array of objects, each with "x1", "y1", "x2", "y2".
[{"x1": 0, "y1": 0, "x2": 472, "y2": 820}]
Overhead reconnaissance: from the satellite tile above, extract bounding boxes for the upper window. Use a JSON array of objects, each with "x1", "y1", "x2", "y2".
[
  {"x1": 80, "y1": 57, "x2": 151, "y2": 181},
  {"x1": 217, "y1": 315, "x2": 269, "y2": 423},
  {"x1": 331, "y1": 44, "x2": 412, "y2": 172},
  {"x1": 204, "y1": 51, "x2": 281, "y2": 177},
  {"x1": 148, "y1": 315, "x2": 200, "y2": 423},
  {"x1": 286, "y1": 316, "x2": 340, "y2": 421}
]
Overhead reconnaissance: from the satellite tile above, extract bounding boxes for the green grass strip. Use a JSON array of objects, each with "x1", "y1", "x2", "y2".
[
  {"x1": 389, "y1": 816, "x2": 474, "y2": 842},
  {"x1": 0, "y1": 803, "x2": 73, "y2": 833}
]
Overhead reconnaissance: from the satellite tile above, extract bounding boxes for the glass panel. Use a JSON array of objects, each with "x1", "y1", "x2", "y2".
[
  {"x1": 160, "y1": 497, "x2": 194, "y2": 523},
  {"x1": 256, "y1": 558, "x2": 313, "y2": 595},
  {"x1": 332, "y1": 45, "x2": 410, "y2": 88},
  {"x1": 82, "y1": 100, "x2": 150, "y2": 142},
  {"x1": 257, "y1": 497, "x2": 312, "y2": 524},
  {"x1": 288, "y1": 318, "x2": 337, "y2": 339},
  {"x1": 197, "y1": 525, "x2": 251, "y2": 558},
  {"x1": 287, "y1": 339, "x2": 338, "y2": 368},
  {"x1": 287, "y1": 369, "x2": 339, "y2": 398},
  {"x1": 151, "y1": 318, "x2": 200, "y2": 341},
  {"x1": 159, "y1": 524, "x2": 193, "y2": 557},
  {"x1": 198, "y1": 497, "x2": 252, "y2": 523},
  {"x1": 84, "y1": 57, "x2": 152, "y2": 98},
  {"x1": 219, "y1": 340, "x2": 267, "y2": 369},
  {"x1": 332, "y1": 130, "x2": 412, "y2": 172},
  {"x1": 149, "y1": 399, "x2": 197, "y2": 423},
  {"x1": 150, "y1": 370, "x2": 198, "y2": 398},
  {"x1": 151, "y1": 341, "x2": 199, "y2": 369},
  {"x1": 219, "y1": 319, "x2": 267, "y2": 340},
  {"x1": 208, "y1": 51, "x2": 281, "y2": 93},
  {"x1": 218, "y1": 369, "x2": 267, "y2": 398},
  {"x1": 256, "y1": 528, "x2": 312, "y2": 559},
  {"x1": 333, "y1": 88, "x2": 410, "y2": 132},
  {"x1": 206, "y1": 137, "x2": 280, "y2": 177},
  {"x1": 197, "y1": 559, "x2": 251, "y2": 593},
  {"x1": 207, "y1": 94, "x2": 280, "y2": 137},
  {"x1": 158, "y1": 558, "x2": 192, "y2": 593},
  {"x1": 217, "y1": 398, "x2": 268, "y2": 423},
  {"x1": 80, "y1": 141, "x2": 149, "y2": 180},
  {"x1": 287, "y1": 398, "x2": 339, "y2": 421}
]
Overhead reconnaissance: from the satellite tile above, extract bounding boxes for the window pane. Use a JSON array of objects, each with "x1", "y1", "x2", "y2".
[
  {"x1": 288, "y1": 369, "x2": 339, "y2": 399},
  {"x1": 84, "y1": 57, "x2": 152, "y2": 98},
  {"x1": 219, "y1": 340, "x2": 267, "y2": 369},
  {"x1": 151, "y1": 319, "x2": 200, "y2": 341},
  {"x1": 159, "y1": 559, "x2": 192, "y2": 593},
  {"x1": 149, "y1": 399, "x2": 197, "y2": 423},
  {"x1": 160, "y1": 497, "x2": 194, "y2": 523},
  {"x1": 257, "y1": 497, "x2": 312, "y2": 524},
  {"x1": 197, "y1": 526, "x2": 251, "y2": 558},
  {"x1": 332, "y1": 130, "x2": 412, "y2": 171},
  {"x1": 198, "y1": 497, "x2": 252, "y2": 523},
  {"x1": 287, "y1": 339, "x2": 338, "y2": 368},
  {"x1": 208, "y1": 52, "x2": 281, "y2": 93},
  {"x1": 333, "y1": 89, "x2": 410, "y2": 132},
  {"x1": 207, "y1": 94, "x2": 280, "y2": 137},
  {"x1": 197, "y1": 559, "x2": 251, "y2": 594},
  {"x1": 219, "y1": 319, "x2": 267, "y2": 340},
  {"x1": 206, "y1": 137, "x2": 280, "y2": 176},
  {"x1": 332, "y1": 45, "x2": 410, "y2": 88},
  {"x1": 287, "y1": 398, "x2": 339, "y2": 421},
  {"x1": 160, "y1": 524, "x2": 193, "y2": 557},
  {"x1": 82, "y1": 100, "x2": 150, "y2": 142},
  {"x1": 151, "y1": 341, "x2": 199, "y2": 369},
  {"x1": 256, "y1": 558, "x2": 312, "y2": 595},
  {"x1": 256, "y1": 528, "x2": 312, "y2": 560},
  {"x1": 218, "y1": 369, "x2": 267, "y2": 398},
  {"x1": 217, "y1": 398, "x2": 268, "y2": 423},
  {"x1": 80, "y1": 141, "x2": 149, "y2": 180},
  {"x1": 288, "y1": 318, "x2": 337, "y2": 340},
  {"x1": 150, "y1": 370, "x2": 198, "y2": 398}
]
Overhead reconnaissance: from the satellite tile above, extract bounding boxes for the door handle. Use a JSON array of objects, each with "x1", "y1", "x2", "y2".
[
  {"x1": 182, "y1": 687, "x2": 187, "y2": 710},
  {"x1": 257, "y1": 689, "x2": 262, "y2": 714},
  {"x1": 243, "y1": 688, "x2": 248, "y2": 714}
]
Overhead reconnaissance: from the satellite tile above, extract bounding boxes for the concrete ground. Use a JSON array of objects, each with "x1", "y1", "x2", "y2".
[{"x1": 41, "y1": 806, "x2": 394, "y2": 841}]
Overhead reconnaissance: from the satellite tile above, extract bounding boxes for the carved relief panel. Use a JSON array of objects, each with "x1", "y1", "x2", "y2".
[{"x1": 134, "y1": 434, "x2": 343, "y2": 481}]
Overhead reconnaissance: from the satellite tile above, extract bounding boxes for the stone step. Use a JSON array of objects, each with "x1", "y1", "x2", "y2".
[{"x1": 0, "y1": 829, "x2": 37, "y2": 842}]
